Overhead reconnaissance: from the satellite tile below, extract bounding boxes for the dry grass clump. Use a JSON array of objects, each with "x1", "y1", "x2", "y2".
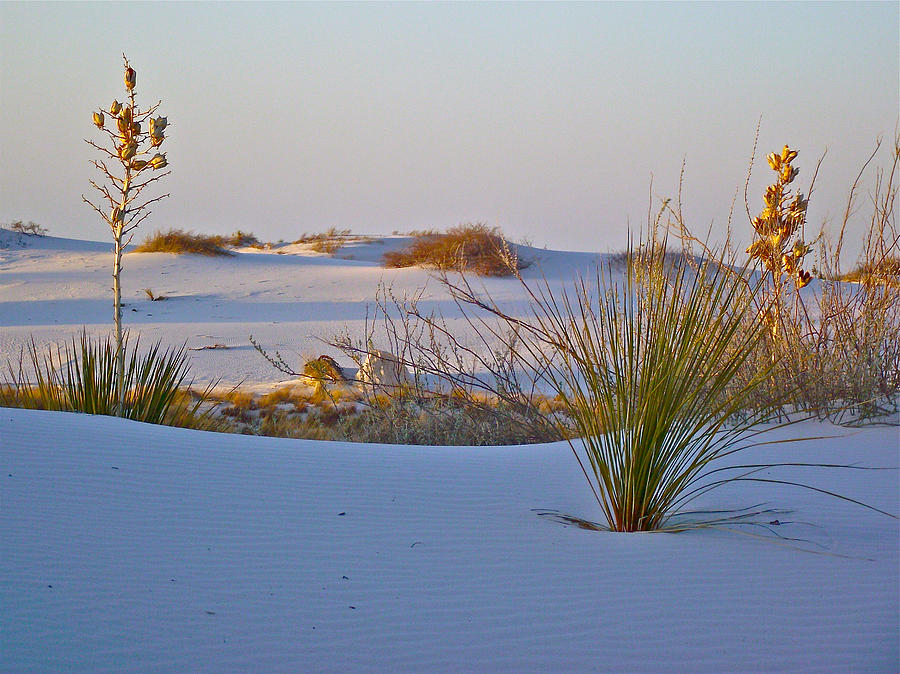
[
  {"x1": 256, "y1": 409, "x2": 343, "y2": 440},
  {"x1": 383, "y1": 223, "x2": 523, "y2": 276},
  {"x1": 256, "y1": 386, "x2": 297, "y2": 409},
  {"x1": 134, "y1": 228, "x2": 234, "y2": 256},
  {"x1": 220, "y1": 389, "x2": 559, "y2": 445}
]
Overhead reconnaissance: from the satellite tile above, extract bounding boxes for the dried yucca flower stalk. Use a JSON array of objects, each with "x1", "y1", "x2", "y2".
[
  {"x1": 82, "y1": 55, "x2": 171, "y2": 414},
  {"x1": 746, "y1": 145, "x2": 814, "y2": 344}
]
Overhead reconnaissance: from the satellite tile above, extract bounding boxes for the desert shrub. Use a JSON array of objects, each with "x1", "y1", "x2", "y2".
[
  {"x1": 309, "y1": 239, "x2": 343, "y2": 254},
  {"x1": 134, "y1": 228, "x2": 234, "y2": 256},
  {"x1": 5, "y1": 220, "x2": 48, "y2": 236},
  {"x1": 382, "y1": 223, "x2": 523, "y2": 276},
  {"x1": 1, "y1": 332, "x2": 218, "y2": 430}
]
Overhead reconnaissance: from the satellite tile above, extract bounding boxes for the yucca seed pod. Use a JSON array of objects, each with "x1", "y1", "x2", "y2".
[
  {"x1": 119, "y1": 105, "x2": 132, "y2": 124},
  {"x1": 771, "y1": 230, "x2": 784, "y2": 247},
  {"x1": 796, "y1": 269, "x2": 812, "y2": 289},
  {"x1": 766, "y1": 153, "x2": 781, "y2": 171},
  {"x1": 149, "y1": 153, "x2": 167, "y2": 170},
  {"x1": 119, "y1": 142, "x2": 137, "y2": 161},
  {"x1": 150, "y1": 133, "x2": 164, "y2": 147},
  {"x1": 746, "y1": 240, "x2": 766, "y2": 259},
  {"x1": 130, "y1": 122, "x2": 141, "y2": 136},
  {"x1": 789, "y1": 194, "x2": 808, "y2": 214},
  {"x1": 153, "y1": 116, "x2": 167, "y2": 131},
  {"x1": 131, "y1": 159, "x2": 148, "y2": 171},
  {"x1": 782, "y1": 254, "x2": 796, "y2": 275},
  {"x1": 92, "y1": 111, "x2": 105, "y2": 128},
  {"x1": 125, "y1": 66, "x2": 136, "y2": 91},
  {"x1": 781, "y1": 165, "x2": 797, "y2": 183},
  {"x1": 109, "y1": 100, "x2": 122, "y2": 116},
  {"x1": 116, "y1": 116, "x2": 128, "y2": 134}
]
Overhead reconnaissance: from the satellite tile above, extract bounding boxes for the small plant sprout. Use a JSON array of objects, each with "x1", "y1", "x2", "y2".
[
  {"x1": 82, "y1": 55, "x2": 171, "y2": 414},
  {"x1": 746, "y1": 145, "x2": 814, "y2": 343}
]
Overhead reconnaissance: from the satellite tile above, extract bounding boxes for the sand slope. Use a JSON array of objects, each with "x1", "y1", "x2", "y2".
[{"x1": 2, "y1": 408, "x2": 897, "y2": 672}]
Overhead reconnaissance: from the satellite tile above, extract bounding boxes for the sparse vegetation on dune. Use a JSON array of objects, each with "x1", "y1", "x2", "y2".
[
  {"x1": 839, "y1": 255, "x2": 900, "y2": 284},
  {"x1": 383, "y1": 223, "x2": 524, "y2": 276},
  {"x1": 292, "y1": 227, "x2": 380, "y2": 255},
  {"x1": 293, "y1": 227, "x2": 351, "y2": 246},
  {"x1": 3, "y1": 220, "x2": 48, "y2": 236},
  {"x1": 214, "y1": 229, "x2": 262, "y2": 248}
]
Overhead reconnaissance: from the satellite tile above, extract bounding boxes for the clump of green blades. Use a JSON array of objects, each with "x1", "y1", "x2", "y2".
[
  {"x1": 545, "y1": 247, "x2": 777, "y2": 532},
  {"x1": 3, "y1": 331, "x2": 211, "y2": 427}
]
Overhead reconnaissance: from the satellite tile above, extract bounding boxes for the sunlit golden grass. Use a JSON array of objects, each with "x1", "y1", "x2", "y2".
[{"x1": 383, "y1": 223, "x2": 523, "y2": 276}]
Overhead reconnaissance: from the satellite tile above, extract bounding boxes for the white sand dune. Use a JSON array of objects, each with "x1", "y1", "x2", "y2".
[
  {"x1": 0, "y1": 230, "x2": 604, "y2": 386},
  {"x1": 1, "y1": 409, "x2": 897, "y2": 671},
  {"x1": 1, "y1": 230, "x2": 898, "y2": 671}
]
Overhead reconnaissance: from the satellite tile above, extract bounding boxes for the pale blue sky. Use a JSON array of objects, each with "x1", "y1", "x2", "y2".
[{"x1": 1, "y1": 2, "x2": 897, "y2": 261}]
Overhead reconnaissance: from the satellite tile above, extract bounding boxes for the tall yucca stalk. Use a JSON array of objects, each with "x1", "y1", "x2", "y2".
[{"x1": 82, "y1": 55, "x2": 171, "y2": 414}]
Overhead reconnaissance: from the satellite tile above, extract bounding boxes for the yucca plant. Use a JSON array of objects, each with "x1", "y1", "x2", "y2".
[
  {"x1": 1, "y1": 332, "x2": 215, "y2": 428},
  {"x1": 481, "y1": 240, "x2": 897, "y2": 531},
  {"x1": 82, "y1": 55, "x2": 171, "y2": 414},
  {"x1": 522, "y1": 244, "x2": 782, "y2": 531}
]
